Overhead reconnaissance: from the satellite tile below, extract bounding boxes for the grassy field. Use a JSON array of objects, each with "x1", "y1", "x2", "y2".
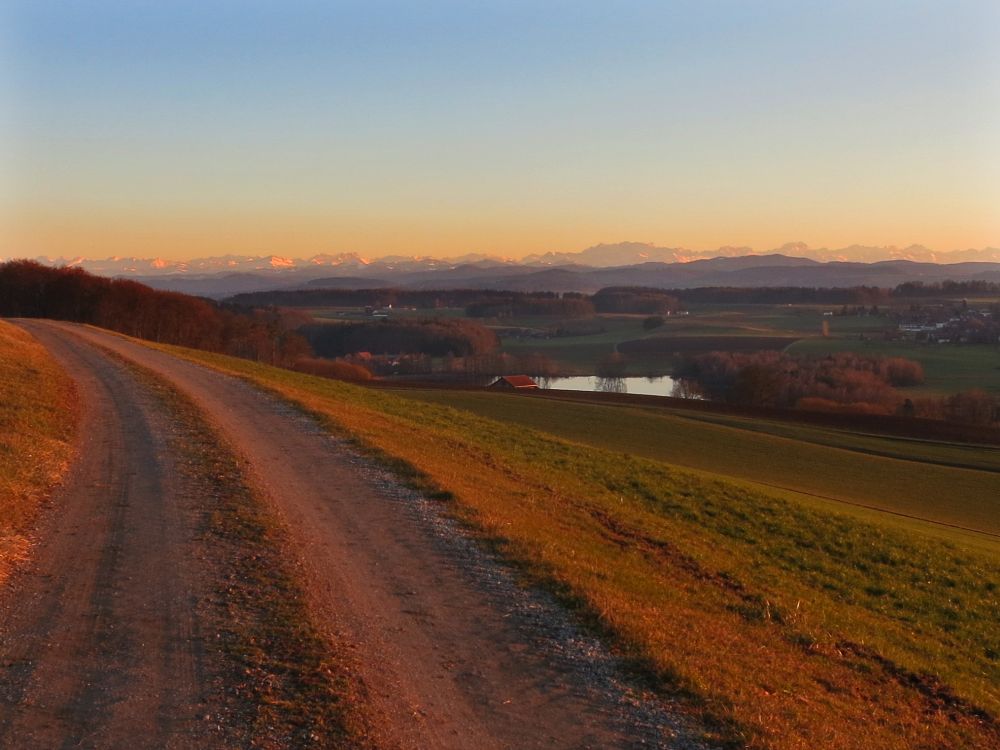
[
  {"x1": 647, "y1": 305, "x2": 887, "y2": 338},
  {"x1": 499, "y1": 308, "x2": 820, "y2": 374},
  {"x1": 0, "y1": 321, "x2": 76, "y2": 582},
  {"x1": 501, "y1": 315, "x2": 655, "y2": 372},
  {"x1": 153, "y1": 338, "x2": 1000, "y2": 750},
  {"x1": 393, "y1": 389, "x2": 1000, "y2": 543}
]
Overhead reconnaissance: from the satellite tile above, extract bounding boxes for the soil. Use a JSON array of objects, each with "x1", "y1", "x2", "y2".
[{"x1": 2, "y1": 321, "x2": 709, "y2": 750}]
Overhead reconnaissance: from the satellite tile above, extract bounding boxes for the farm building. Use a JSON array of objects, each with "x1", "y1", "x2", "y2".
[{"x1": 487, "y1": 375, "x2": 540, "y2": 391}]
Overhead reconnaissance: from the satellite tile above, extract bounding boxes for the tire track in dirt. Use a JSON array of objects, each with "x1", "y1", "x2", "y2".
[
  {"x1": 0, "y1": 325, "x2": 213, "y2": 749},
  {"x1": 25, "y1": 322, "x2": 707, "y2": 750}
]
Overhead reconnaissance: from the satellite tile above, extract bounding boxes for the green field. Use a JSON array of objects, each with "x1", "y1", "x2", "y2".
[
  {"x1": 499, "y1": 306, "x2": 835, "y2": 374},
  {"x1": 495, "y1": 306, "x2": 839, "y2": 372},
  {"x1": 306, "y1": 306, "x2": 470, "y2": 321},
  {"x1": 500, "y1": 315, "x2": 655, "y2": 372},
  {"x1": 665, "y1": 304, "x2": 890, "y2": 336},
  {"x1": 394, "y1": 388, "x2": 1000, "y2": 547}
]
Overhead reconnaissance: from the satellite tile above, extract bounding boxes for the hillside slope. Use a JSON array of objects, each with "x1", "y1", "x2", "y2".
[
  {"x1": 136, "y1": 333, "x2": 1000, "y2": 750},
  {"x1": 0, "y1": 321, "x2": 76, "y2": 584}
]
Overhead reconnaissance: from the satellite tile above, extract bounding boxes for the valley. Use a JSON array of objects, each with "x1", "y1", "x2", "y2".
[{"x1": 1, "y1": 268, "x2": 998, "y2": 749}]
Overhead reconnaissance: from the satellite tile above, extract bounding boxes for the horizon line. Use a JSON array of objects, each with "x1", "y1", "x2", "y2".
[{"x1": 7, "y1": 240, "x2": 1000, "y2": 266}]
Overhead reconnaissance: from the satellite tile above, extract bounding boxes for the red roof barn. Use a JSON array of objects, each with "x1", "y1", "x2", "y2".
[{"x1": 487, "y1": 375, "x2": 540, "y2": 391}]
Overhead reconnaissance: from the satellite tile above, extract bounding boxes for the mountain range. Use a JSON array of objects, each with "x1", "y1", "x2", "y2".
[{"x1": 9, "y1": 242, "x2": 1000, "y2": 298}]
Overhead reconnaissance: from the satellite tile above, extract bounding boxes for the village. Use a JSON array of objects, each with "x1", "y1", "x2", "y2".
[{"x1": 892, "y1": 303, "x2": 1000, "y2": 344}]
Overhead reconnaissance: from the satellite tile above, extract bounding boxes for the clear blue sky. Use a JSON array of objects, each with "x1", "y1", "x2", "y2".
[{"x1": 2, "y1": 1, "x2": 998, "y2": 259}]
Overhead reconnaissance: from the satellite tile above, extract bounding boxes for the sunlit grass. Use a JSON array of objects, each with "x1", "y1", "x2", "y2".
[{"x1": 0, "y1": 321, "x2": 76, "y2": 578}]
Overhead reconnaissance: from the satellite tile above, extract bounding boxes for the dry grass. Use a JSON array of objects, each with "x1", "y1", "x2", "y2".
[
  {"x1": 0, "y1": 321, "x2": 76, "y2": 582},
  {"x1": 151, "y1": 342, "x2": 1000, "y2": 750}
]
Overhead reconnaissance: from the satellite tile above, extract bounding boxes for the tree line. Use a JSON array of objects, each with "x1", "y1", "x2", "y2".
[
  {"x1": 635, "y1": 282, "x2": 999, "y2": 305},
  {"x1": 231, "y1": 286, "x2": 683, "y2": 317},
  {"x1": 300, "y1": 318, "x2": 499, "y2": 358},
  {"x1": 894, "y1": 280, "x2": 1000, "y2": 298},
  {"x1": 229, "y1": 288, "x2": 538, "y2": 310},
  {"x1": 674, "y1": 350, "x2": 998, "y2": 424},
  {"x1": 232, "y1": 281, "x2": 1000, "y2": 315},
  {"x1": 0, "y1": 261, "x2": 310, "y2": 366},
  {"x1": 668, "y1": 286, "x2": 890, "y2": 305},
  {"x1": 590, "y1": 287, "x2": 681, "y2": 314},
  {"x1": 675, "y1": 351, "x2": 923, "y2": 412}
]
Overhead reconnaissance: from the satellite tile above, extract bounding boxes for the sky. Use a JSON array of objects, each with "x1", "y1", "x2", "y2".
[{"x1": 1, "y1": 0, "x2": 998, "y2": 261}]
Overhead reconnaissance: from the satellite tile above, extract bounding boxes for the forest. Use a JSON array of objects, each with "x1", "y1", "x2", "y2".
[
  {"x1": 232, "y1": 286, "x2": 684, "y2": 317},
  {"x1": 590, "y1": 287, "x2": 682, "y2": 314},
  {"x1": 301, "y1": 318, "x2": 499, "y2": 358},
  {"x1": 229, "y1": 288, "x2": 532, "y2": 310},
  {"x1": 228, "y1": 281, "x2": 1000, "y2": 317},
  {"x1": 893, "y1": 280, "x2": 1000, "y2": 297},
  {"x1": 0, "y1": 261, "x2": 310, "y2": 366}
]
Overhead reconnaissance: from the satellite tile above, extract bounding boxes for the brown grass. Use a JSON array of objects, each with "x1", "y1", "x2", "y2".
[
  {"x1": 292, "y1": 356, "x2": 373, "y2": 381},
  {"x1": 0, "y1": 321, "x2": 76, "y2": 583}
]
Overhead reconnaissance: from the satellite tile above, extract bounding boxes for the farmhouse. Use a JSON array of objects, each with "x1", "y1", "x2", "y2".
[{"x1": 487, "y1": 375, "x2": 540, "y2": 391}]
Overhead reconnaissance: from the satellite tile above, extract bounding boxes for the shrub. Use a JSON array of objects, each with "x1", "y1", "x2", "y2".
[
  {"x1": 882, "y1": 357, "x2": 925, "y2": 387},
  {"x1": 946, "y1": 390, "x2": 997, "y2": 426},
  {"x1": 292, "y1": 357, "x2": 372, "y2": 382}
]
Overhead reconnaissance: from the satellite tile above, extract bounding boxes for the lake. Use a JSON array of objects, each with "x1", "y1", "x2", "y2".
[{"x1": 537, "y1": 375, "x2": 680, "y2": 397}]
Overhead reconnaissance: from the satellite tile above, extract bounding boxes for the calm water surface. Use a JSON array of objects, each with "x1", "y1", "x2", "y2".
[{"x1": 539, "y1": 376, "x2": 679, "y2": 396}]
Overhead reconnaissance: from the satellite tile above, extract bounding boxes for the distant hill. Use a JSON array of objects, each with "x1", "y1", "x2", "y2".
[
  {"x1": 377, "y1": 257, "x2": 1000, "y2": 295},
  {"x1": 10, "y1": 244, "x2": 1000, "y2": 297},
  {"x1": 522, "y1": 242, "x2": 1000, "y2": 266}
]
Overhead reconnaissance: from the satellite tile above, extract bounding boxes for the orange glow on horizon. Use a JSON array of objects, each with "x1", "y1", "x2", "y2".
[{"x1": 3, "y1": 206, "x2": 998, "y2": 262}]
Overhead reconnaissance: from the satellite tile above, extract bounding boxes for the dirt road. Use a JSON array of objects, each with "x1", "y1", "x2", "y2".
[
  {"x1": 3, "y1": 321, "x2": 700, "y2": 749},
  {"x1": 0, "y1": 324, "x2": 226, "y2": 749}
]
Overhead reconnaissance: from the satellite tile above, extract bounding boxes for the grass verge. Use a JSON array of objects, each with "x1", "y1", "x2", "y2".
[
  {"x1": 0, "y1": 321, "x2": 76, "y2": 582},
  {"x1": 149, "y1": 341, "x2": 1000, "y2": 750}
]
